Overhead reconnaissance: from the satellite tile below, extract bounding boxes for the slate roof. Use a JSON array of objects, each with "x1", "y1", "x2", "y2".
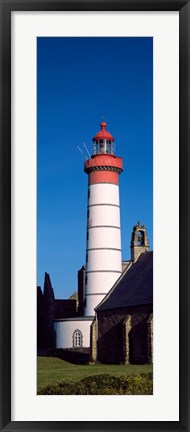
[{"x1": 95, "y1": 251, "x2": 153, "y2": 311}]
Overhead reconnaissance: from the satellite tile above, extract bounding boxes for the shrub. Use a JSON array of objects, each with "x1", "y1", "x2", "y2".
[{"x1": 38, "y1": 373, "x2": 153, "y2": 395}]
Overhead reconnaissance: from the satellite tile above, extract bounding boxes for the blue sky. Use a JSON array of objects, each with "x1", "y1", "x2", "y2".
[{"x1": 37, "y1": 37, "x2": 153, "y2": 299}]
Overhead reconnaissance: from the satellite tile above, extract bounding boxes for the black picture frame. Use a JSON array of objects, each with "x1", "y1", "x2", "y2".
[{"x1": 0, "y1": 1, "x2": 189, "y2": 431}]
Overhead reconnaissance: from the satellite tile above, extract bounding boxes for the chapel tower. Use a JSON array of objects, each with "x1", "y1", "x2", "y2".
[{"x1": 130, "y1": 220, "x2": 149, "y2": 262}]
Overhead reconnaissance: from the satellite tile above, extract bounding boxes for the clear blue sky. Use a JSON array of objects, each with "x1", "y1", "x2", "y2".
[{"x1": 37, "y1": 37, "x2": 153, "y2": 299}]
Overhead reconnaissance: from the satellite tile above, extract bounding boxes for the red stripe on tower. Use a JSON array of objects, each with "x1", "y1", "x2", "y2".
[{"x1": 88, "y1": 170, "x2": 119, "y2": 185}]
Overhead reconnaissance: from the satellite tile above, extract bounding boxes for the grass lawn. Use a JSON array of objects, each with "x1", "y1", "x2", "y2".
[{"x1": 37, "y1": 356, "x2": 153, "y2": 393}]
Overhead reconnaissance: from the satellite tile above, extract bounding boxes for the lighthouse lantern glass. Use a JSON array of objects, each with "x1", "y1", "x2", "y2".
[{"x1": 93, "y1": 139, "x2": 114, "y2": 155}]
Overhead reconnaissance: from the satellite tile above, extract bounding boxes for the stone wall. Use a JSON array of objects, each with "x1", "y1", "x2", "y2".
[
  {"x1": 147, "y1": 313, "x2": 153, "y2": 363},
  {"x1": 90, "y1": 318, "x2": 97, "y2": 362},
  {"x1": 97, "y1": 304, "x2": 153, "y2": 364},
  {"x1": 122, "y1": 315, "x2": 131, "y2": 364}
]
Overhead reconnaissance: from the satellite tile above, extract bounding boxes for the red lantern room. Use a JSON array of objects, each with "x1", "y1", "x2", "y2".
[
  {"x1": 92, "y1": 121, "x2": 115, "y2": 155},
  {"x1": 84, "y1": 120, "x2": 123, "y2": 187}
]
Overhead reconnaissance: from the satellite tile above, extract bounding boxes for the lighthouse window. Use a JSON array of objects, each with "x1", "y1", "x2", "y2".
[
  {"x1": 95, "y1": 139, "x2": 114, "y2": 155},
  {"x1": 88, "y1": 188, "x2": 90, "y2": 198},
  {"x1": 85, "y1": 274, "x2": 88, "y2": 285},
  {"x1": 105, "y1": 143, "x2": 110, "y2": 154},
  {"x1": 99, "y1": 142, "x2": 106, "y2": 154},
  {"x1": 73, "y1": 330, "x2": 83, "y2": 348},
  {"x1": 86, "y1": 252, "x2": 88, "y2": 263},
  {"x1": 87, "y1": 230, "x2": 89, "y2": 241},
  {"x1": 105, "y1": 140, "x2": 113, "y2": 154},
  {"x1": 87, "y1": 209, "x2": 90, "y2": 218}
]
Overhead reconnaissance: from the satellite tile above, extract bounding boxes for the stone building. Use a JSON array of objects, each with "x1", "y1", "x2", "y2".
[
  {"x1": 91, "y1": 250, "x2": 153, "y2": 364},
  {"x1": 37, "y1": 221, "x2": 153, "y2": 364}
]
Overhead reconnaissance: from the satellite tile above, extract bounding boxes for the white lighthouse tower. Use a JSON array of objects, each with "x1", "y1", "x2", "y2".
[
  {"x1": 84, "y1": 121, "x2": 123, "y2": 316},
  {"x1": 54, "y1": 121, "x2": 123, "y2": 349}
]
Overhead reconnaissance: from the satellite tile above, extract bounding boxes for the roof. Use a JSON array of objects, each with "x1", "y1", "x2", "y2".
[
  {"x1": 95, "y1": 251, "x2": 153, "y2": 312},
  {"x1": 92, "y1": 121, "x2": 115, "y2": 142},
  {"x1": 55, "y1": 316, "x2": 94, "y2": 322}
]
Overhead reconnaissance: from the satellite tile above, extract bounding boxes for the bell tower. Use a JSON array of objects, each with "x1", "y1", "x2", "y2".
[{"x1": 130, "y1": 221, "x2": 149, "y2": 262}]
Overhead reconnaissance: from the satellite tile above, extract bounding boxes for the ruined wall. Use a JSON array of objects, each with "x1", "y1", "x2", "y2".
[
  {"x1": 53, "y1": 299, "x2": 77, "y2": 319},
  {"x1": 37, "y1": 272, "x2": 77, "y2": 350},
  {"x1": 37, "y1": 286, "x2": 44, "y2": 349},
  {"x1": 78, "y1": 266, "x2": 85, "y2": 316}
]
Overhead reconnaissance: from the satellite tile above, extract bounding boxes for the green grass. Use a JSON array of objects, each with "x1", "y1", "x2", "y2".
[{"x1": 37, "y1": 356, "x2": 153, "y2": 393}]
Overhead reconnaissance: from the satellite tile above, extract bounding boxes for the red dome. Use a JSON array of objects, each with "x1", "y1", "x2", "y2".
[{"x1": 92, "y1": 121, "x2": 115, "y2": 142}]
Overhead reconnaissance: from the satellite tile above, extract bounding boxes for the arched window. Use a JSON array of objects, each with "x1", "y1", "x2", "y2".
[
  {"x1": 73, "y1": 329, "x2": 83, "y2": 348},
  {"x1": 137, "y1": 230, "x2": 144, "y2": 246}
]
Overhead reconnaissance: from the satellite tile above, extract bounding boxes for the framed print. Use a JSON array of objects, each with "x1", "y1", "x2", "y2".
[{"x1": 0, "y1": 1, "x2": 190, "y2": 431}]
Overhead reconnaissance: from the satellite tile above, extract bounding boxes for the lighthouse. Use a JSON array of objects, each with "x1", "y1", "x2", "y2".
[
  {"x1": 53, "y1": 122, "x2": 151, "y2": 353},
  {"x1": 84, "y1": 121, "x2": 123, "y2": 316},
  {"x1": 54, "y1": 121, "x2": 123, "y2": 349}
]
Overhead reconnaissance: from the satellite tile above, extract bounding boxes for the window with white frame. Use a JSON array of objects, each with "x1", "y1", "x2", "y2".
[{"x1": 73, "y1": 329, "x2": 83, "y2": 348}]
